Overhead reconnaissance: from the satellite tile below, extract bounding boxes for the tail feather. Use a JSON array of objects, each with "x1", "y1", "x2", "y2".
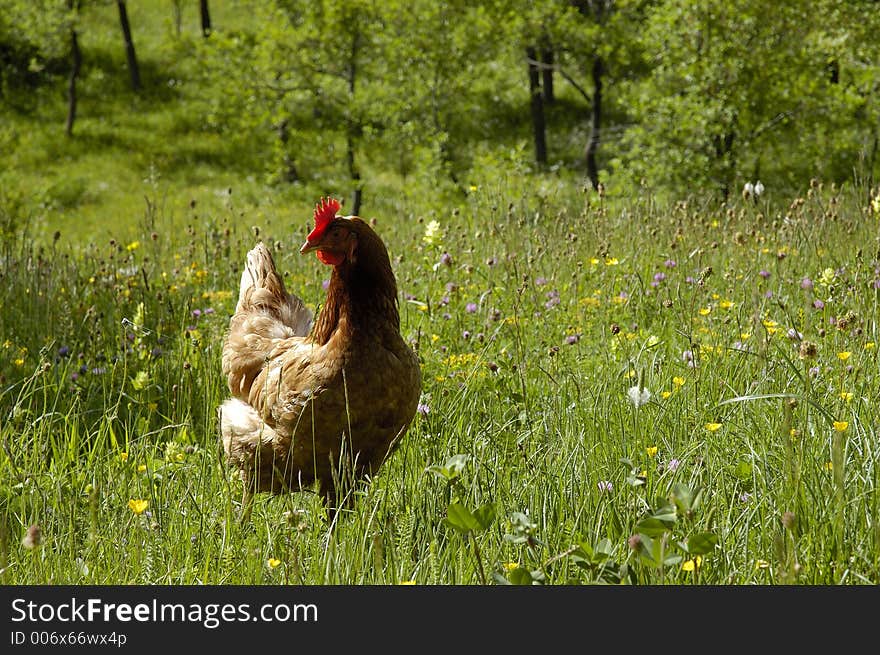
[
  {"x1": 222, "y1": 243, "x2": 312, "y2": 398},
  {"x1": 237, "y1": 242, "x2": 312, "y2": 335}
]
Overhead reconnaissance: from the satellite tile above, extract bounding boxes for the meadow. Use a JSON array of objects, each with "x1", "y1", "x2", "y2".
[
  {"x1": 3, "y1": 172, "x2": 879, "y2": 584},
  {"x1": 1, "y1": 1, "x2": 879, "y2": 586}
]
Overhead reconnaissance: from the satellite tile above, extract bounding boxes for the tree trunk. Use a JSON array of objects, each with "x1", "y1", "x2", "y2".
[
  {"x1": 347, "y1": 28, "x2": 362, "y2": 216},
  {"x1": 526, "y1": 47, "x2": 547, "y2": 166},
  {"x1": 116, "y1": 1, "x2": 141, "y2": 91},
  {"x1": 65, "y1": 28, "x2": 82, "y2": 136},
  {"x1": 277, "y1": 119, "x2": 299, "y2": 183},
  {"x1": 200, "y1": 0, "x2": 212, "y2": 37},
  {"x1": 585, "y1": 55, "x2": 603, "y2": 190},
  {"x1": 171, "y1": 0, "x2": 182, "y2": 37},
  {"x1": 541, "y1": 49, "x2": 555, "y2": 104}
]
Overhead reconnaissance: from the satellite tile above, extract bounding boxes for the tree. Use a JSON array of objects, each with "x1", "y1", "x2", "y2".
[
  {"x1": 65, "y1": 1, "x2": 82, "y2": 136},
  {"x1": 526, "y1": 46, "x2": 548, "y2": 165},
  {"x1": 200, "y1": 0, "x2": 212, "y2": 37},
  {"x1": 116, "y1": 0, "x2": 140, "y2": 91},
  {"x1": 619, "y1": 0, "x2": 878, "y2": 197}
]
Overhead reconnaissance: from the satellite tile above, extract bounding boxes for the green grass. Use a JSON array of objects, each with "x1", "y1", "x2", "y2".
[{"x1": 2, "y1": 176, "x2": 879, "y2": 584}]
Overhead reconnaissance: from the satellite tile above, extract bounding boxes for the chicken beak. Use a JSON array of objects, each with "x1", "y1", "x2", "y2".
[{"x1": 299, "y1": 239, "x2": 319, "y2": 255}]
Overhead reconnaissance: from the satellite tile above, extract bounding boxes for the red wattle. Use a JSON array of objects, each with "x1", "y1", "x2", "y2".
[{"x1": 317, "y1": 250, "x2": 345, "y2": 266}]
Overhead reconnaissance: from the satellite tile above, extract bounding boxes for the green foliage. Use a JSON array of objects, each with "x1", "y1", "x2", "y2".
[{"x1": 619, "y1": 0, "x2": 880, "y2": 196}]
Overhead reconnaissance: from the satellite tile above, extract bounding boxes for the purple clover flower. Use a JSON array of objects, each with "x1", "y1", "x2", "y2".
[{"x1": 465, "y1": 302, "x2": 478, "y2": 313}]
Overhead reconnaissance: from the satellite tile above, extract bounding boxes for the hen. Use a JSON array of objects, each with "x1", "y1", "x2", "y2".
[{"x1": 219, "y1": 197, "x2": 421, "y2": 519}]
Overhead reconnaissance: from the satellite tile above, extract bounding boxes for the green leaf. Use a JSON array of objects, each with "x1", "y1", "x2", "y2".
[
  {"x1": 507, "y1": 566, "x2": 533, "y2": 585},
  {"x1": 473, "y1": 502, "x2": 496, "y2": 530},
  {"x1": 636, "y1": 517, "x2": 672, "y2": 537},
  {"x1": 651, "y1": 504, "x2": 678, "y2": 525},
  {"x1": 669, "y1": 483, "x2": 695, "y2": 513},
  {"x1": 625, "y1": 473, "x2": 646, "y2": 487},
  {"x1": 444, "y1": 502, "x2": 480, "y2": 534},
  {"x1": 686, "y1": 532, "x2": 719, "y2": 555},
  {"x1": 426, "y1": 453, "x2": 470, "y2": 482}
]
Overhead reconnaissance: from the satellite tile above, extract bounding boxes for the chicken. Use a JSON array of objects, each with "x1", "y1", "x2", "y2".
[{"x1": 219, "y1": 197, "x2": 421, "y2": 519}]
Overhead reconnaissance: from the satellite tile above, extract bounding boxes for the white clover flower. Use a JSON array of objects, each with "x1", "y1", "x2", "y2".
[{"x1": 754, "y1": 180, "x2": 764, "y2": 196}]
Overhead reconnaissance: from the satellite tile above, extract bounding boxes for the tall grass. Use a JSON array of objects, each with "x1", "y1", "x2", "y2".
[{"x1": 2, "y1": 176, "x2": 879, "y2": 584}]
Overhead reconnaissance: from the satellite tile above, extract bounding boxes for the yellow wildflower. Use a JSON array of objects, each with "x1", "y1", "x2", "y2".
[
  {"x1": 127, "y1": 499, "x2": 148, "y2": 515},
  {"x1": 832, "y1": 421, "x2": 848, "y2": 432},
  {"x1": 673, "y1": 376, "x2": 685, "y2": 387},
  {"x1": 661, "y1": 391, "x2": 672, "y2": 399},
  {"x1": 267, "y1": 558, "x2": 281, "y2": 569},
  {"x1": 126, "y1": 240, "x2": 140, "y2": 252},
  {"x1": 837, "y1": 351, "x2": 851, "y2": 361},
  {"x1": 119, "y1": 452, "x2": 129, "y2": 462},
  {"x1": 704, "y1": 422, "x2": 723, "y2": 432},
  {"x1": 646, "y1": 446, "x2": 658, "y2": 458},
  {"x1": 698, "y1": 307, "x2": 712, "y2": 316},
  {"x1": 682, "y1": 556, "x2": 702, "y2": 572},
  {"x1": 839, "y1": 392, "x2": 853, "y2": 402},
  {"x1": 503, "y1": 562, "x2": 520, "y2": 572},
  {"x1": 755, "y1": 559, "x2": 770, "y2": 570}
]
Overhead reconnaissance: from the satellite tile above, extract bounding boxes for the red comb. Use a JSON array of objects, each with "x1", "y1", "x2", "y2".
[{"x1": 308, "y1": 197, "x2": 341, "y2": 241}]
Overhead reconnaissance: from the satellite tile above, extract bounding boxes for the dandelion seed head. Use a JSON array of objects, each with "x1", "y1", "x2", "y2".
[{"x1": 627, "y1": 385, "x2": 651, "y2": 408}]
